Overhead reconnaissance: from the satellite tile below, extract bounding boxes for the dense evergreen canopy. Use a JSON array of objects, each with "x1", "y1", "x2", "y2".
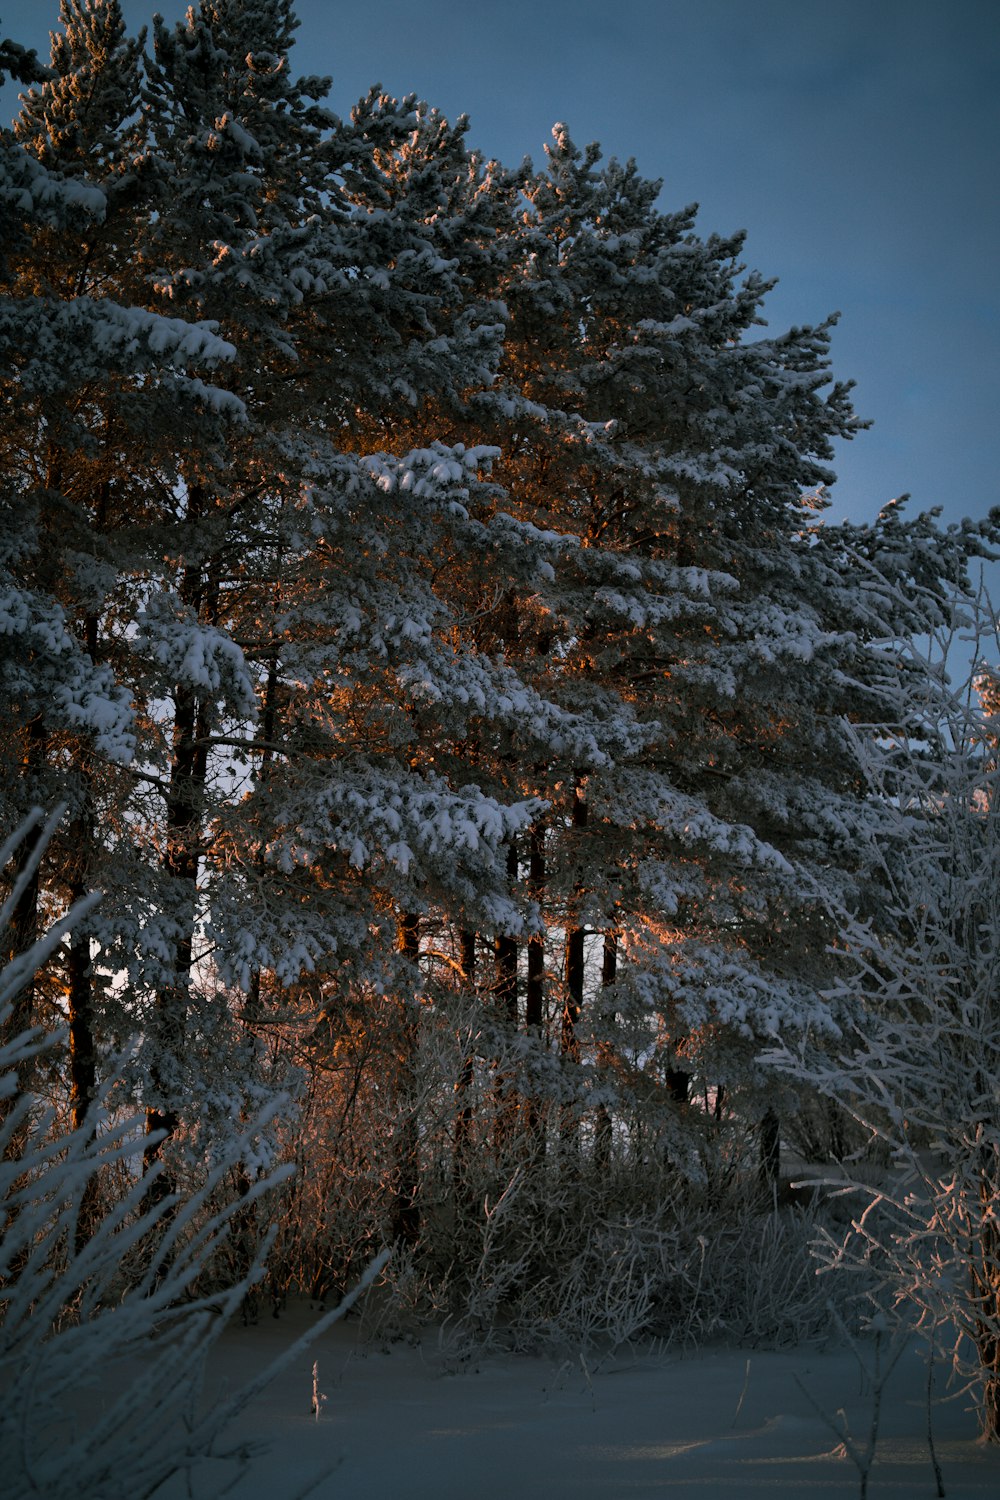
[{"x1": 2, "y1": 1, "x2": 998, "y2": 1408}]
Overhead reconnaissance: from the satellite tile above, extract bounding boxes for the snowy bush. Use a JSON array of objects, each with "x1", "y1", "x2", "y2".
[
  {"x1": 257, "y1": 964, "x2": 847, "y2": 1360},
  {"x1": 767, "y1": 592, "x2": 1000, "y2": 1440},
  {"x1": 354, "y1": 1144, "x2": 846, "y2": 1360},
  {"x1": 0, "y1": 812, "x2": 387, "y2": 1498}
]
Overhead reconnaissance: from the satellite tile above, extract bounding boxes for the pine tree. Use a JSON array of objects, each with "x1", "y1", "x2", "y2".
[
  {"x1": 128, "y1": 10, "x2": 560, "y2": 1240},
  {"x1": 2, "y1": 2, "x2": 253, "y2": 1205},
  {"x1": 460, "y1": 125, "x2": 983, "y2": 1188},
  {"x1": 0, "y1": 16, "x2": 243, "y2": 1282},
  {"x1": 5, "y1": 2, "x2": 998, "y2": 1355}
]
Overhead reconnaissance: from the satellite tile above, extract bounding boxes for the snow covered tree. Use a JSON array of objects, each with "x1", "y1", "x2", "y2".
[
  {"x1": 1, "y1": 1, "x2": 254, "y2": 1206},
  {"x1": 3, "y1": 5, "x2": 556, "y2": 1264},
  {"x1": 123, "y1": 9, "x2": 563, "y2": 1251},
  {"x1": 442, "y1": 126, "x2": 876, "y2": 1188},
  {"x1": 6, "y1": 0, "x2": 1000, "y2": 1360},
  {"x1": 1, "y1": 2, "x2": 234, "y2": 1150}
]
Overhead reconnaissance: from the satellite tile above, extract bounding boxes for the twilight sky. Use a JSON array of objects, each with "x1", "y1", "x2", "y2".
[{"x1": 2, "y1": 0, "x2": 997, "y2": 534}]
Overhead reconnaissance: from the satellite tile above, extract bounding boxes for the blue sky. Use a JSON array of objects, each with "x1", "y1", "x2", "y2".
[{"x1": 2, "y1": 0, "x2": 997, "y2": 533}]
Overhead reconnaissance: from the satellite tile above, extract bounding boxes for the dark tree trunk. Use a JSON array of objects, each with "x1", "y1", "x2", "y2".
[
  {"x1": 391, "y1": 910, "x2": 421, "y2": 1248},
  {"x1": 234, "y1": 639, "x2": 282, "y2": 1300},
  {"x1": 665, "y1": 1064, "x2": 690, "y2": 1105},
  {"x1": 67, "y1": 611, "x2": 101, "y2": 1141},
  {"x1": 560, "y1": 786, "x2": 587, "y2": 1061},
  {"x1": 65, "y1": 607, "x2": 104, "y2": 1247},
  {"x1": 525, "y1": 825, "x2": 545, "y2": 1035},
  {"x1": 492, "y1": 840, "x2": 518, "y2": 1150},
  {"x1": 594, "y1": 932, "x2": 616, "y2": 1171},
  {"x1": 525, "y1": 823, "x2": 546, "y2": 1155},
  {"x1": 453, "y1": 928, "x2": 476, "y2": 1195},
  {"x1": 67, "y1": 922, "x2": 97, "y2": 1136},
  {"x1": 243, "y1": 632, "x2": 282, "y2": 1030},
  {"x1": 1, "y1": 729, "x2": 47, "y2": 1278},
  {"x1": 145, "y1": 518, "x2": 214, "y2": 1187},
  {"x1": 4, "y1": 822, "x2": 41, "y2": 1084},
  {"x1": 494, "y1": 841, "x2": 519, "y2": 1029},
  {"x1": 562, "y1": 923, "x2": 584, "y2": 1059},
  {"x1": 760, "y1": 1107, "x2": 781, "y2": 1192},
  {"x1": 560, "y1": 784, "x2": 587, "y2": 1150},
  {"x1": 66, "y1": 786, "x2": 102, "y2": 1253},
  {"x1": 144, "y1": 680, "x2": 208, "y2": 1183}
]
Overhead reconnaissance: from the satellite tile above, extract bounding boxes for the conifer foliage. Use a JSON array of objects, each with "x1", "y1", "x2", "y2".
[{"x1": 2, "y1": 0, "x2": 999, "y2": 1443}]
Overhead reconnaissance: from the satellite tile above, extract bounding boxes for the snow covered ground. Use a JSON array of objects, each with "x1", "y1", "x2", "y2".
[{"x1": 153, "y1": 1304, "x2": 1000, "y2": 1499}]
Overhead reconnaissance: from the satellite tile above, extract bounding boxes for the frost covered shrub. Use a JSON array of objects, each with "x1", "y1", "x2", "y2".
[
  {"x1": 0, "y1": 814, "x2": 385, "y2": 1499},
  {"x1": 768, "y1": 597, "x2": 1000, "y2": 1441},
  {"x1": 648, "y1": 1185, "x2": 845, "y2": 1350},
  {"x1": 0, "y1": 1080, "x2": 287, "y2": 1500},
  {"x1": 264, "y1": 976, "x2": 846, "y2": 1359},
  {"x1": 400, "y1": 1035, "x2": 850, "y2": 1356},
  {"x1": 359, "y1": 1143, "x2": 845, "y2": 1359},
  {"x1": 259, "y1": 983, "x2": 409, "y2": 1306},
  {"x1": 0, "y1": 816, "x2": 270, "y2": 1497}
]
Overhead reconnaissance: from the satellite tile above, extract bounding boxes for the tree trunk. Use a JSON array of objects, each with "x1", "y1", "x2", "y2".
[
  {"x1": 665, "y1": 1059, "x2": 690, "y2": 1105},
  {"x1": 494, "y1": 929, "x2": 518, "y2": 1027},
  {"x1": 453, "y1": 928, "x2": 476, "y2": 1197},
  {"x1": 66, "y1": 788, "x2": 102, "y2": 1253},
  {"x1": 65, "y1": 604, "x2": 104, "y2": 1248},
  {"x1": 4, "y1": 823, "x2": 41, "y2": 1084},
  {"x1": 492, "y1": 840, "x2": 519, "y2": 1150},
  {"x1": 495, "y1": 840, "x2": 519, "y2": 1029},
  {"x1": 391, "y1": 910, "x2": 421, "y2": 1248},
  {"x1": 144, "y1": 680, "x2": 208, "y2": 1185},
  {"x1": 1, "y1": 730, "x2": 47, "y2": 1278},
  {"x1": 66, "y1": 921, "x2": 97, "y2": 1136},
  {"x1": 526, "y1": 825, "x2": 545, "y2": 1035},
  {"x1": 594, "y1": 932, "x2": 616, "y2": 1170},
  {"x1": 144, "y1": 517, "x2": 214, "y2": 1187},
  {"x1": 525, "y1": 823, "x2": 546, "y2": 1156},
  {"x1": 760, "y1": 1107, "x2": 781, "y2": 1193},
  {"x1": 234, "y1": 637, "x2": 282, "y2": 1305},
  {"x1": 560, "y1": 784, "x2": 587, "y2": 1150}
]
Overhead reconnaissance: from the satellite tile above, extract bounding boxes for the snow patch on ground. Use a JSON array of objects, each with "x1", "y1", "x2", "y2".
[{"x1": 148, "y1": 1303, "x2": 1000, "y2": 1499}]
